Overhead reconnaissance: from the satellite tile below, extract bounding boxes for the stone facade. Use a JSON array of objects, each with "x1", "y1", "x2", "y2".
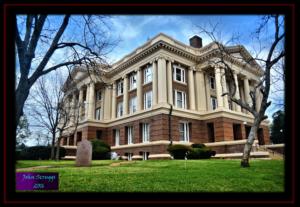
[{"x1": 60, "y1": 33, "x2": 270, "y2": 159}]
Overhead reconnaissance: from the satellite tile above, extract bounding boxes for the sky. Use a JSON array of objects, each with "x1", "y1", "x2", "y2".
[{"x1": 17, "y1": 15, "x2": 284, "y2": 146}]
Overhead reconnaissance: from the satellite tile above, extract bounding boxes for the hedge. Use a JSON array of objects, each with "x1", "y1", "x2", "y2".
[
  {"x1": 90, "y1": 139, "x2": 111, "y2": 160},
  {"x1": 167, "y1": 144, "x2": 192, "y2": 159},
  {"x1": 18, "y1": 146, "x2": 66, "y2": 160}
]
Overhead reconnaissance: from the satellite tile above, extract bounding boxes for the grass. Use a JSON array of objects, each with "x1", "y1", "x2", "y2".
[{"x1": 16, "y1": 159, "x2": 284, "y2": 192}]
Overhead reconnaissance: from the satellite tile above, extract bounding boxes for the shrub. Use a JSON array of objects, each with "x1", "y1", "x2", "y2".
[
  {"x1": 187, "y1": 147, "x2": 214, "y2": 159},
  {"x1": 91, "y1": 139, "x2": 111, "y2": 160},
  {"x1": 191, "y1": 143, "x2": 206, "y2": 148},
  {"x1": 167, "y1": 144, "x2": 192, "y2": 159},
  {"x1": 187, "y1": 143, "x2": 216, "y2": 159},
  {"x1": 18, "y1": 146, "x2": 66, "y2": 160}
]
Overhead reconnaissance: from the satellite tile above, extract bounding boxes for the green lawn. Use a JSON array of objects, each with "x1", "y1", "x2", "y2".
[{"x1": 16, "y1": 159, "x2": 284, "y2": 192}]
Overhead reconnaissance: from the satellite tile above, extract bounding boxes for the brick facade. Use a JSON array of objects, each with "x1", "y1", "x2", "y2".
[{"x1": 63, "y1": 114, "x2": 270, "y2": 157}]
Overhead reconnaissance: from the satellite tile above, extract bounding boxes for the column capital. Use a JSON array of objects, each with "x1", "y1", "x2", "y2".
[
  {"x1": 189, "y1": 66, "x2": 196, "y2": 71},
  {"x1": 156, "y1": 55, "x2": 166, "y2": 61},
  {"x1": 121, "y1": 73, "x2": 128, "y2": 79},
  {"x1": 134, "y1": 67, "x2": 142, "y2": 73}
]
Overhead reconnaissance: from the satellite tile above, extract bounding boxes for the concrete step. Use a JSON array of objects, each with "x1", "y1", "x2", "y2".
[
  {"x1": 212, "y1": 151, "x2": 270, "y2": 159},
  {"x1": 62, "y1": 156, "x2": 76, "y2": 160}
]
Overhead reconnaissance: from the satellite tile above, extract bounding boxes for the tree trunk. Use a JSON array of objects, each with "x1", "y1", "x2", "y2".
[
  {"x1": 50, "y1": 132, "x2": 56, "y2": 160},
  {"x1": 15, "y1": 82, "x2": 31, "y2": 130},
  {"x1": 241, "y1": 119, "x2": 260, "y2": 167},
  {"x1": 55, "y1": 137, "x2": 61, "y2": 161}
]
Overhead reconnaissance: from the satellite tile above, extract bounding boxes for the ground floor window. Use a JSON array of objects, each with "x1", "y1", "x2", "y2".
[
  {"x1": 142, "y1": 152, "x2": 149, "y2": 160},
  {"x1": 114, "y1": 129, "x2": 120, "y2": 146},
  {"x1": 207, "y1": 123, "x2": 215, "y2": 142},
  {"x1": 179, "y1": 122, "x2": 189, "y2": 142},
  {"x1": 142, "y1": 123, "x2": 150, "y2": 143},
  {"x1": 127, "y1": 126, "x2": 134, "y2": 144},
  {"x1": 127, "y1": 153, "x2": 133, "y2": 161}
]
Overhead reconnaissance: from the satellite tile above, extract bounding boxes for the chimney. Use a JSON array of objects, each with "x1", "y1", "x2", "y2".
[{"x1": 189, "y1": 35, "x2": 202, "y2": 48}]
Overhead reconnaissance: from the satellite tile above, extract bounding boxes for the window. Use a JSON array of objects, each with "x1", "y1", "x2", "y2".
[
  {"x1": 129, "y1": 73, "x2": 137, "y2": 90},
  {"x1": 127, "y1": 126, "x2": 134, "y2": 144},
  {"x1": 144, "y1": 91, "x2": 152, "y2": 109},
  {"x1": 228, "y1": 101, "x2": 233, "y2": 110},
  {"x1": 175, "y1": 90, "x2": 186, "y2": 109},
  {"x1": 211, "y1": 96, "x2": 217, "y2": 110},
  {"x1": 173, "y1": 66, "x2": 186, "y2": 83},
  {"x1": 144, "y1": 66, "x2": 152, "y2": 84},
  {"x1": 142, "y1": 123, "x2": 150, "y2": 143},
  {"x1": 129, "y1": 96, "x2": 137, "y2": 114},
  {"x1": 117, "y1": 80, "x2": 123, "y2": 96},
  {"x1": 142, "y1": 152, "x2": 149, "y2": 160},
  {"x1": 117, "y1": 101, "x2": 123, "y2": 117},
  {"x1": 95, "y1": 107, "x2": 101, "y2": 120},
  {"x1": 127, "y1": 153, "x2": 133, "y2": 161},
  {"x1": 115, "y1": 129, "x2": 120, "y2": 146},
  {"x1": 179, "y1": 122, "x2": 189, "y2": 142},
  {"x1": 96, "y1": 130, "x2": 102, "y2": 140},
  {"x1": 209, "y1": 76, "x2": 215, "y2": 89},
  {"x1": 96, "y1": 90, "x2": 102, "y2": 101}
]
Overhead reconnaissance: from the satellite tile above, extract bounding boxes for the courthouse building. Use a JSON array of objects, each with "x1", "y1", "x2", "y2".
[{"x1": 61, "y1": 33, "x2": 270, "y2": 160}]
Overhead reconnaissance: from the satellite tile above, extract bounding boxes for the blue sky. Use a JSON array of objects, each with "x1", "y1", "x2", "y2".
[{"x1": 107, "y1": 15, "x2": 267, "y2": 63}]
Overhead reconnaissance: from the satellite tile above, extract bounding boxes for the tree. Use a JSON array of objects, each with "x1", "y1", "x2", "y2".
[
  {"x1": 270, "y1": 110, "x2": 285, "y2": 144},
  {"x1": 197, "y1": 15, "x2": 285, "y2": 167},
  {"x1": 28, "y1": 71, "x2": 82, "y2": 160},
  {"x1": 16, "y1": 114, "x2": 31, "y2": 146},
  {"x1": 15, "y1": 15, "x2": 117, "y2": 129}
]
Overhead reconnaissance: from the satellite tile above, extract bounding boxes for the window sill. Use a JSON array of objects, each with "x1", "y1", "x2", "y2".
[{"x1": 173, "y1": 80, "x2": 187, "y2": 85}]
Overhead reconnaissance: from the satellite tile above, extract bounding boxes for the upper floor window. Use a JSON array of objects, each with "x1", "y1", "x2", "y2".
[
  {"x1": 129, "y1": 73, "x2": 137, "y2": 90},
  {"x1": 96, "y1": 90, "x2": 102, "y2": 101},
  {"x1": 144, "y1": 90, "x2": 152, "y2": 110},
  {"x1": 175, "y1": 90, "x2": 187, "y2": 109},
  {"x1": 117, "y1": 101, "x2": 123, "y2": 117},
  {"x1": 173, "y1": 66, "x2": 186, "y2": 83},
  {"x1": 95, "y1": 107, "x2": 101, "y2": 120},
  {"x1": 129, "y1": 96, "x2": 137, "y2": 114},
  {"x1": 117, "y1": 80, "x2": 123, "y2": 96},
  {"x1": 144, "y1": 66, "x2": 152, "y2": 84},
  {"x1": 211, "y1": 96, "x2": 217, "y2": 110},
  {"x1": 142, "y1": 123, "x2": 150, "y2": 143},
  {"x1": 179, "y1": 122, "x2": 189, "y2": 142},
  {"x1": 209, "y1": 76, "x2": 215, "y2": 89}
]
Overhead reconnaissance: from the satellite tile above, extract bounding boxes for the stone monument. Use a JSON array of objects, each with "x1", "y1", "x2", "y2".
[{"x1": 75, "y1": 139, "x2": 92, "y2": 167}]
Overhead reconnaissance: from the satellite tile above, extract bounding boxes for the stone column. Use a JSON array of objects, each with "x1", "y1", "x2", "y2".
[
  {"x1": 111, "y1": 82, "x2": 116, "y2": 119},
  {"x1": 233, "y1": 71, "x2": 241, "y2": 112},
  {"x1": 78, "y1": 88, "x2": 83, "y2": 120},
  {"x1": 136, "y1": 68, "x2": 143, "y2": 111},
  {"x1": 243, "y1": 77, "x2": 251, "y2": 106},
  {"x1": 214, "y1": 66, "x2": 223, "y2": 109},
  {"x1": 221, "y1": 68, "x2": 229, "y2": 109},
  {"x1": 195, "y1": 70, "x2": 207, "y2": 111},
  {"x1": 85, "y1": 85, "x2": 89, "y2": 120},
  {"x1": 167, "y1": 60, "x2": 173, "y2": 105},
  {"x1": 204, "y1": 74, "x2": 211, "y2": 111},
  {"x1": 188, "y1": 67, "x2": 196, "y2": 110},
  {"x1": 100, "y1": 89, "x2": 104, "y2": 120},
  {"x1": 152, "y1": 60, "x2": 158, "y2": 106},
  {"x1": 87, "y1": 82, "x2": 95, "y2": 120},
  {"x1": 70, "y1": 93, "x2": 76, "y2": 124},
  {"x1": 157, "y1": 57, "x2": 167, "y2": 104},
  {"x1": 123, "y1": 75, "x2": 129, "y2": 115}
]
